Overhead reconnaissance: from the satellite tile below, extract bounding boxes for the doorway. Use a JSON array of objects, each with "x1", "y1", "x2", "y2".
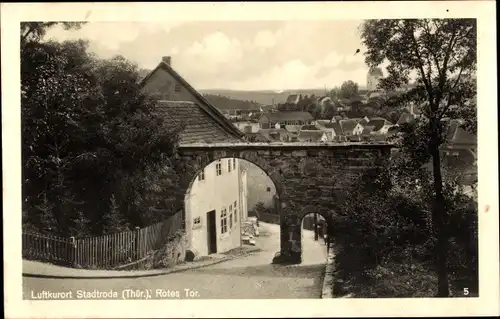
[{"x1": 206, "y1": 210, "x2": 217, "y2": 254}]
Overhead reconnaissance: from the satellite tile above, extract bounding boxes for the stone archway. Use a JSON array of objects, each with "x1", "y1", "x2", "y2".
[{"x1": 177, "y1": 143, "x2": 393, "y2": 264}]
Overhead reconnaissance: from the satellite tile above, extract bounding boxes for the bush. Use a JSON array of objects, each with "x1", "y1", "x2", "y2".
[{"x1": 330, "y1": 166, "x2": 478, "y2": 296}]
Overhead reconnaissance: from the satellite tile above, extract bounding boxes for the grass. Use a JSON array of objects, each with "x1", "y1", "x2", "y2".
[{"x1": 333, "y1": 261, "x2": 478, "y2": 298}]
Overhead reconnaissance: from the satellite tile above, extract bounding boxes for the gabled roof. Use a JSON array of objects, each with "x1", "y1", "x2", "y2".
[
  {"x1": 339, "y1": 119, "x2": 359, "y2": 133},
  {"x1": 322, "y1": 122, "x2": 343, "y2": 135},
  {"x1": 444, "y1": 121, "x2": 476, "y2": 145},
  {"x1": 362, "y1": 125, "x2": 375, "y2": 135},
  {"x1": 297, "y1": 130, "x2": 325, "y2": 142},
  {"x1": 154, "y1": 101, "x2": 242, "y2": 144},
  {"x1": 139, "y1": 59, "x2": 243, "y2": 141},
  {"x1": 301, "y1": 124, "x2": 320, "y2": 131},
  {"x1": 315, "y1": 120, "x2": 331, "y2": 126},
  {"x1": 366, "y1": 117, "x2": 392, "y2": 131},
  {"x1": 261, "y1": 111, "x2": 314, "y2": 122}
]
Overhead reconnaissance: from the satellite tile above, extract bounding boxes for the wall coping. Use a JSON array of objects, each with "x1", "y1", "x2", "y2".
[{"x1": 179, "y1": 142, "x2": 396, "y2": 150}]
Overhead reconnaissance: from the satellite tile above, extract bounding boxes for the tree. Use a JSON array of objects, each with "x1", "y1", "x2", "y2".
[
  {"x1": 321, "y1": 99, "x2": 336, "y2": 120},
  {"x1": 22, "y1": 25, "x2": 182, "y2": 236},
  {"x1": 306, "y1": 102, "x2": 322, "y2": 120},
  {"x1": 329, "y1": 87, "x2": 340, "y2": 100},
  {"x1": 21, "y1": 22, "x2": 86, "y2": 48},
  {"x1": 361, "y1": 19, "x2": 476, "y2": 297},
  {"x1": 339, "y1": 80, "x2": 359, "y2": 99}
]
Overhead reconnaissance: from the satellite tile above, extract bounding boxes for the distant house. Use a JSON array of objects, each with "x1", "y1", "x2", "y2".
[
  {"x1": 342, "y1": 118, "x2": 365, "y2": 135},
  {"x1": 259, "y1": 129, "x2": 295, "y2": 142},
  {"x1": 321, "y1": 122, "x2": 344, "y2": 141},
  {"x1": 331, "y1": 115, "x2": 344, "y2": 123},
  {"x1": 233, "y1": 121, "x2": 260, "y2": 133},
  {"x1": 366, "y1": 117, "x2": 394, "y2": 135},
  {"x1": 239, "y1": 161, "x2": 277, "y2": 213},
  {"x1": 442, "y1": 120, "x2": 477, "y2": 166},
  {"x1": 297, "y1": 130, "x2": 328, "y2": 142},
  {"x1": 244, "y1": 132, "x2": 272, "y2": 142},
  {"x1": 339, "y1": 119, "x2": 362, "y2": 136},
  {"x1": 258, "y1": 111, "x2": 314, "y2": 129},
  {"x1": 420, "y1": 120, "x2": 477, "y2": 197}
]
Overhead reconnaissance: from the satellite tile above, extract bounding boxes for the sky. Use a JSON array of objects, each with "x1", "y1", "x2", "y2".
[{"x1": 45, "y1": 20, "x2": 379, "y2": 91}]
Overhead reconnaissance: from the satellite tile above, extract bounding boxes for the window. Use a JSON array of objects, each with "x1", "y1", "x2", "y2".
[
  {"x1": 234, "y1": 200, "x2": 238, "y2": 223},
  {"x1": 216, "y1": 160, "x2": 222, "y2": 176},
  {"x1": 198, "y1": 169, "x2": 205, "y2": 181},
  {"x1": 220, "y1": 208, "x2": 228, "y2": 234},
  {"x1": 233, "y1": 158, "x2": 236, "y2": 170},
  {"x1": 266, "y1": 187, "x2": 271, "y2": 192},
  {"x1": 229, "y1": 204, "x2": 233, "y2": 229},
  {"x1": 174, "y1": 83, "x2": 182, "y2": 92},
  {"x1": 228, "y1": 159, "x2": 232, "y2": 172},
  {"x1": 193, "y1": 217, "x2": 201, "y2": 225}
]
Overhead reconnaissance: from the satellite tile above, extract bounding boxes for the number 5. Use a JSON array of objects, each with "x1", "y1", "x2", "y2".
[{"x1": 463, "y1": 288, "x2": 469, "y2": 296}]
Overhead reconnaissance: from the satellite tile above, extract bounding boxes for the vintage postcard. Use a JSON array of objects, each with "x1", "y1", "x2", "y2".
[{"x1": 2, "y1": 1, "x2": 498, "y2": 318}]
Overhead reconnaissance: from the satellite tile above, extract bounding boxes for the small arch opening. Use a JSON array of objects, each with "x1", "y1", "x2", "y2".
[{"x1": 300, "y1": 212, "x2": 329, "y2": 265}]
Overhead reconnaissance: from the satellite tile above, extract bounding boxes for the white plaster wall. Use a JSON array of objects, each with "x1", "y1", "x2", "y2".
[
  {"x1": 233, "y1": 121, "x2": 260, "y2": 133},
  {"x1": 353, "y1": 123, "x2": 364, "y2": 135},
  {"x1": 240, "y1": 161, "x2": 277, "y2": 211},
  {"x1": 240, "y1": 169, "x2": 248, "y2": 221},
  {"x1": 185, "y1": 158, "x2": 242, "y2": 256}
]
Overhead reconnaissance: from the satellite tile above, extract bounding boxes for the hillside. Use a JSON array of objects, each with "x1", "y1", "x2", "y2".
[
  {"x1": 199, "y1": 89, "x2": 330, "y2": 106},
  {"x1": 202, "y1": 94, "x2": 263, "y2": 110}
]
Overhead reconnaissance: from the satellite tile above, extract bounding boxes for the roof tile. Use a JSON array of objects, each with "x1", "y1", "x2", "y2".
[{"x1": 155, "y1": 101, "x2": 241, "y2": 144}]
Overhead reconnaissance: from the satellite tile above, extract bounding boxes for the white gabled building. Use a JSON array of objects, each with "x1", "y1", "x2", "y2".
[{"x1": 140, "y1": 56, "x2": 248, "y2": 257}]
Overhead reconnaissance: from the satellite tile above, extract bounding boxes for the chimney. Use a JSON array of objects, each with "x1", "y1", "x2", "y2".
[{"x1": 162, "y1": 56, "x2": 171, "y2": 65}]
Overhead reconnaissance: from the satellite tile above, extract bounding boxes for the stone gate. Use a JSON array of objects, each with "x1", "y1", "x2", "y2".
[{"x1": 178, "y1": 141, "x2": 393, "y2": 263}]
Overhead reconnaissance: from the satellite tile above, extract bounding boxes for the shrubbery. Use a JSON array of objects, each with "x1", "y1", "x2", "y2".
[
  {"x1": 330, "y1": 163, "x2": 478, "y2": 297},
  {"x1": 21, "y1": 23, "x2": 184, "y2": 237}
]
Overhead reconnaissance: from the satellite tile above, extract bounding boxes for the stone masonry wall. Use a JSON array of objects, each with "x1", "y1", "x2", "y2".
[{"x1": 178, "y1": 144, "x2": 392, "y2": 262}]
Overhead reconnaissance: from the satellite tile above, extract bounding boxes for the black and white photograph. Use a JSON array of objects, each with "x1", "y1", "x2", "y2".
[{"x1": 3, "y1": 1, "x2": 498, "y2": 318}]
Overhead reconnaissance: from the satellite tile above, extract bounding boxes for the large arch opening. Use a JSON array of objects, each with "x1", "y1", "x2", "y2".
[{"x1": 183, "y1": 156, "x2": 281, "y2": 261}]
